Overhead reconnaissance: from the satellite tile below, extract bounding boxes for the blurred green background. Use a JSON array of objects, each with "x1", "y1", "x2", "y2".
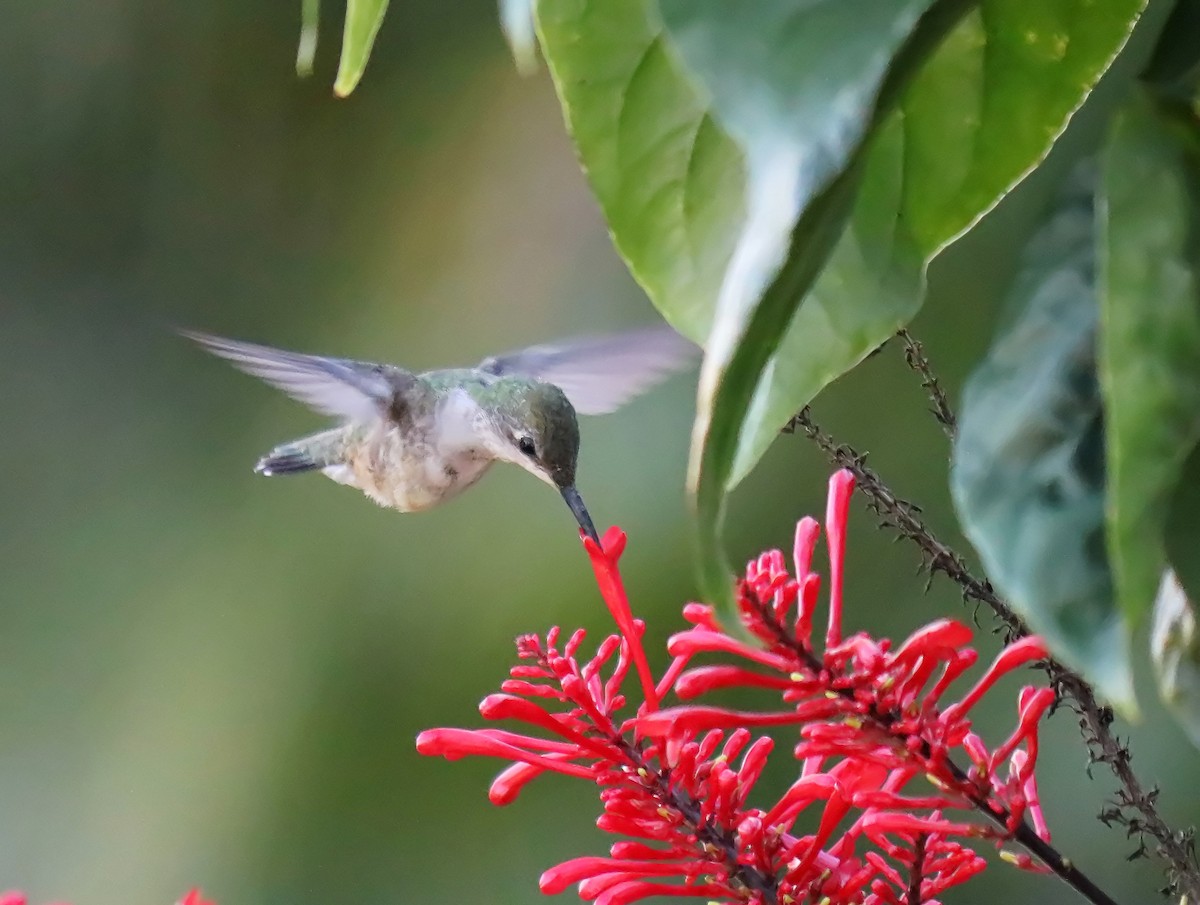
[{"x1": 1, "y1": 2, "x2": 1196, "y2": 903}]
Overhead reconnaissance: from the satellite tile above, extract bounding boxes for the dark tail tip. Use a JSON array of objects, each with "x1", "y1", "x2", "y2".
[{"x1": 255, "y1": 451, "x2": 320, "y2": 477}]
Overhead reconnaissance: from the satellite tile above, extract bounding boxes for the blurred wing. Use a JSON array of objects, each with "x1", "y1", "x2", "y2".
[
  {"x1": 181, "y1": 330, "x2": 396, "y2": 421},
  {"x1": 479, "y1": 324, "x2": 698, "y2": 415}
]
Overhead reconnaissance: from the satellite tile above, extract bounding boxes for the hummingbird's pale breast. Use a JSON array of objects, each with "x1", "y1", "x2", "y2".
[{"x1": 331, "y1": 387, "x2": 495, "y2": 512}]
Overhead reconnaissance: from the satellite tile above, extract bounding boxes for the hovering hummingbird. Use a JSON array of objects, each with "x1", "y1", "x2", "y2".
[{"x1": 182, "y1": 325, "x2": 697, "y2": 542}]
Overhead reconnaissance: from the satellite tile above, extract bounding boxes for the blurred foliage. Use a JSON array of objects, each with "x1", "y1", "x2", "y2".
[
  {"x1": 951, "y1": 164, "x2": 1130, "y2": 710},
  {"x1": 1151, "y1": 570, "x2": 1200, "y2": 750},
  {"x1": 0, "y1": 1, "x2": 1198, "y2": 905},
  {"x1": 1101, "y1": 91, "x2": 1200, "y2": 636}
]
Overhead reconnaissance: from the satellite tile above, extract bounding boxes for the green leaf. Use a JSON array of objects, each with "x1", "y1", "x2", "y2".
[
  {"x1": 729, "y1": 0, "x2": 1148, "y2": 484},
  {"x1": 500, "y1": 0, "x2": 538, "y2": 75},
  {"x1": 297, "y1": 0, "x2": 320, "y2": 78},
  {"x1": 533, "y1": 2, "x2": 1146, "y2": 549},
  {"x1": 951, "y1": 165, "x2": 1134, "y2": 713},
  {"x1": 333, "y1": 0, "x2": 390, "y2": 97},
  {"x1": 1099, "y1": 90, "x2": 1200, "y2": 629},
  {"x1": 655, "y1": 0, "x2": 974, "y2": 602},
  {"x1": 533, "y1": 0, "x2": 744, "y2": 341},
  {"x1": 534, "y1": 0, "x2": 969, "y2": 601},
  {"x1": 1151, "y1": 569, "x2": 1200, "y2": 751},
  {"x1": 727, "y1": 114, "x2": 925, "y2": 485}
]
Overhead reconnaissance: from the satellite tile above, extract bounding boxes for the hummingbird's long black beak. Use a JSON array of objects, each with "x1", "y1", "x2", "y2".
[{"x1": 561, "y1": 485, "x2": 599, "y2": 544}]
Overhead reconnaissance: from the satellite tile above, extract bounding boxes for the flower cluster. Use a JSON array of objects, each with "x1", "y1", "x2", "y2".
[{"x1": 418, "y1": 471, "x2": 1061, "y2": 905}]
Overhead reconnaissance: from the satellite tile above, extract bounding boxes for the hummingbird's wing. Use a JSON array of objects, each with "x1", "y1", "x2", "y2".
[
  {"x1": 478, "y1": 323, "x2": 698, "y2": 415},
  {"x1": 181, "y1": 330, "x2": 408, "y2": 421}
]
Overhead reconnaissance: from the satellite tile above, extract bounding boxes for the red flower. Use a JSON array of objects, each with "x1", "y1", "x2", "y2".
[{"x1": 418, "y1": 470, "x2": 1059, "y2": 905}]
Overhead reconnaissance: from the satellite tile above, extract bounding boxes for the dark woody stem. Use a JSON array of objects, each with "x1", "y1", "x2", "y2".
[
  {"x1": 905, "y1": 835, "x2": 926, "y2": 905},
  {"x1": 783, "y1": 406, "x2": 1027, "y2": 640},
  {"x1": 537, "y1": 652, "x2": 779, "y2": 903},
  {"x1": 741, "y1": 591, "x2": 1123, "y2": 905},
  {"x1": 611, "y1": 735, "x2": 781, "y2": 902},
  {"x1": 785, "y1": 334, "x2": 1200, "y2": 899},
  {"x1": 896, "y1": 329, "x2": 956, "y2": 440}
]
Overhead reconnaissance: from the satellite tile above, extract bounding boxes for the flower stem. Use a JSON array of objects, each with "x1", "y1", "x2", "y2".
[
  {"x1": 965, "y1": 778, "x2": 1121, "y2": 905},
  {"x1": 897, "y1": 329, "x2": 956, "y2": 440},
  {"x1": 905, "y1": 834, "x2": 926, "y2": 905},
  {"x1": 613, "y1": 736, "x2": 780, "y2": 902}
]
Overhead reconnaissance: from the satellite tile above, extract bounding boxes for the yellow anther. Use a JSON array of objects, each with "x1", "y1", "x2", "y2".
[
  {"x1": 999, "y1": 849, "x2": 1020, "y2": 865},
  {"x1": 790, "y1": 672, "x2": 805, "y2": 682}
]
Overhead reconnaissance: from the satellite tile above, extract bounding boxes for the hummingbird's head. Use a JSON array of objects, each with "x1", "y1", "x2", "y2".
[
  {"x1": 488, "y1": 380, "x2": 597, "y2": 541},
  {"x1": 493, "y1": 381, "x2": 580, "y2": 487}
]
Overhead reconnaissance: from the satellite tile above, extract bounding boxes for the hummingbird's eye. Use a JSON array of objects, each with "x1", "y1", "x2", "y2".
[{"x1": 518, "y1": 436, "x2": 537, "y2": 458}]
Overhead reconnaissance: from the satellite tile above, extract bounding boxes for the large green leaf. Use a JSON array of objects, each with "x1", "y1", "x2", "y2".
[
  {"x1": 729, "y1": 0, "x2": 1148, "y2": 484},
  {"x1": 533, "y1": 0, "x2": 745, "y2": 342},
  {"x1": 534, "y1": 0, "x2": 967, "y2": 601},
  {"x1": 532, "y1": 1, "x2": 1146, "y2": 603},
  {"x1": 951, "y1": 166, "x2": 1134, "y2": 713},
  {"x1": 1099, "y1": 90, "x2": 1200, "y2": 628},
  {"x1": 532, "y1": 0, "x2": 958, "y2": 379},
  {"x1": 655, "y1": 0, "x2": 974, "y2": 602}
]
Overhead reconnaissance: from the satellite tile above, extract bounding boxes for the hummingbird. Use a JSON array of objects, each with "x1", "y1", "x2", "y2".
[{"x1": 182, "y1": 324, "x2": 697, "y2": 542}]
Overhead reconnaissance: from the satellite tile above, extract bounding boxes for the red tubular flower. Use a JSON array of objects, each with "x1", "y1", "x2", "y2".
[
  {"x1": 419, "y1": 470, "x2": 1063, "y2": 905},
  {"x1": 583, "y1": 527, "x2": 658, "y2": 711},
  {"x1": 648, "y1": 472, "x2": 1059, "y2": 850}
]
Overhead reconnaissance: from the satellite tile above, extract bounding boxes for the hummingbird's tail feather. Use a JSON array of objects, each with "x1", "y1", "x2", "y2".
[
  {"x1": 255, "y1": 449, "x2": 322, "y2": 476},
  {"x1": 253, "y1": 429, "x2": 346, "y2": 477}
]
